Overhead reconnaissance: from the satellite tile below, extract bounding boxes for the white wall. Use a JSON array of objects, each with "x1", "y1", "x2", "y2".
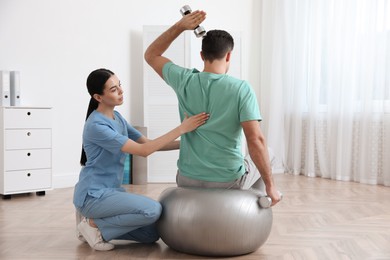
[{"x1": 0, "y1": 0, "x2": 261, "y2": 188}]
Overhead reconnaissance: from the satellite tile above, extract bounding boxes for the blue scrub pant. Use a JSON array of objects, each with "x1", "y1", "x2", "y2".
[{"x1": 77, "y1": 190, "x2": 162, "y2": 242}]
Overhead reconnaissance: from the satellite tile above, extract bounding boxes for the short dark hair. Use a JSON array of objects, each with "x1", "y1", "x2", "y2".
[{"x1": 201, "y1": 30, "x2": 234, "y2": 62}]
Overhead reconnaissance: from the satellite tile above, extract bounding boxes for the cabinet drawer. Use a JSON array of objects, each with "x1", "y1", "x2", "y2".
[
  {"x1": 5, "y1": 129, "x2": 52, "y2": 149},
  {"x1": 4, "y1": 149, "x2": 51, "y2": 171},
  {"x1": 4, "y1": 169, "x2": 51, "y2": 193},
  {"x1": 3, "y1": 108, "x2": 51, "y2": 128}
]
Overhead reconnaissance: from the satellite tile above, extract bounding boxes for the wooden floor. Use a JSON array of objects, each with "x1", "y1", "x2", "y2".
[{"x1": 1, "y1": 174, "x2": 390, "y2": 260}]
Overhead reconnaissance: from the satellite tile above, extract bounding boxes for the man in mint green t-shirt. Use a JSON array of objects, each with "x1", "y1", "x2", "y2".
[{"x1": 145, "y1": 9, "x2": 281, "y2": 206}]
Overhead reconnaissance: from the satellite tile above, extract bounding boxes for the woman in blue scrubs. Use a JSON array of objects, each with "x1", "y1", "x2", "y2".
[{"x1": 73, "y1": 68, "x2": 208, "y2": 251}]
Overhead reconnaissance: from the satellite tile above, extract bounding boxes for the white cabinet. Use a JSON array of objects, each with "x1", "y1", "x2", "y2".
[{"x1": 0, "y1": 107, "x2": 52, "y2": 198}]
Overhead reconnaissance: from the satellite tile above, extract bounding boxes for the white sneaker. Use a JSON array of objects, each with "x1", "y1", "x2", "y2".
[
  {"x1": 77, "y1": 230, "x2": 87, "y2": 242},
  {"x1": 77, "y1": 218, "x2": 115, "y2": 251}
]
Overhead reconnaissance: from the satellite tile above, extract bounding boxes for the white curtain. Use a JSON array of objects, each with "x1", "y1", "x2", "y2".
[{"x1": 258, "y1": 0, "x2": 390, "y2": 186}]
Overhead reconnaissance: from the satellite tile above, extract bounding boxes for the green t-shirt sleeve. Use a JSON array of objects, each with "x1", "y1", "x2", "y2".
[
  {"x1": 163, "y1": 62, "x2": 199, "y2": 92},
  {"x1": 162, "y1": 62, "x2": 183, "y2": 92}
]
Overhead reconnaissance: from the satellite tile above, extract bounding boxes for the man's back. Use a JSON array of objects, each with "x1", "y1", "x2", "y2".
[{"x1": 163, "y1": 62, "x2": 261, "y2": 182}]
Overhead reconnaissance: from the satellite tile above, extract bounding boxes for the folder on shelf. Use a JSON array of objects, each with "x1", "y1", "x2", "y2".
[
  {"x1": 10, "y1": 71, "x2": 20, "y2": 106},
  {"x1": 0, "y1": 71, "x2": 11, "y2": 106}
]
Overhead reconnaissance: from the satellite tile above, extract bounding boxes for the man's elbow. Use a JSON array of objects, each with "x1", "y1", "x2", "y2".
[{"x1": 144, "y1": 51, "x2": 153, "y2": 65}]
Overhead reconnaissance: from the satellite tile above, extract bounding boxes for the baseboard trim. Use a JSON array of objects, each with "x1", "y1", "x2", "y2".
[{"x1": 53, "y1": 173, "x2": 79, "y2": 189}]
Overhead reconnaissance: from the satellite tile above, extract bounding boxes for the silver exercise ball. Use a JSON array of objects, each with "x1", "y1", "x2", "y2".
[{"x1": 158, "y1": 187, "x2": 273, "y2": 256}]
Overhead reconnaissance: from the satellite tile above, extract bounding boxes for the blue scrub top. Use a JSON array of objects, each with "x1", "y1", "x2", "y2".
[{"x1": 73, "y1": 110, "x2": 142, "y2": 208}]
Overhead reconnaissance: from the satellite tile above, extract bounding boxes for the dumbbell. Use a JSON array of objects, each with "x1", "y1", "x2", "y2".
[
  {"x1": 258, "y1": 191, "x2": 283, "y2": 208},
  {"x1": 179, "y1": 5, "x2": 206, "y2": 38}
]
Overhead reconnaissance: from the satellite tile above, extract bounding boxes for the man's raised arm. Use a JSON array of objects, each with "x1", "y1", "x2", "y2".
[{"x1": 144, "y1": 10, "x2": 206, "y2": 79}]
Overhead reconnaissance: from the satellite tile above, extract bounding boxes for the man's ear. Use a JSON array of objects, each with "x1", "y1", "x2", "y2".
[
  {"x1": 226, "y1": 51, "x2": 231, "y2": 62},
  {"x1": 200, "y1": 51, "x2": 205, "y2": 61}
]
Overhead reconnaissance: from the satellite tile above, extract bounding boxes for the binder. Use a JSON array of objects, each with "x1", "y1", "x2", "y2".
[
  {"x1": 10, "y1": 71, "x2": 21, "y2": 106},
  {"x1": 0, "y1": 71, "x2": 11, "y2": 106}
]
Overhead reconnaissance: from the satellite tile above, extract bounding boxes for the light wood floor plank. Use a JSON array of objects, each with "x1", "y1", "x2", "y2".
[{"x1": 0, "y1": 174, "x2": 389, "y2": 259}]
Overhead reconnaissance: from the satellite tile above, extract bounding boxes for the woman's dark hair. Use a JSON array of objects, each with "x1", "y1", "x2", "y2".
[
  {"x1": 201, "y1": 30, "x2": 234, "y2": 62},
  {"x1": 80, "y1": 68, "x2": 115, "y2": 166}
]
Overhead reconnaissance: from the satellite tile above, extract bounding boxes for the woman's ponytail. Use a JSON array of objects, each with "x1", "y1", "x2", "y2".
[{"x1": 80, "y1": 97, "x2": 100, "y2": 166}]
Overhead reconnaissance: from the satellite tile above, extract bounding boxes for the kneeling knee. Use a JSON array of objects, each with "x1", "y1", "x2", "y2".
[{"x1": 145, "y1": 202, "x2": 162, "y2": 223}]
